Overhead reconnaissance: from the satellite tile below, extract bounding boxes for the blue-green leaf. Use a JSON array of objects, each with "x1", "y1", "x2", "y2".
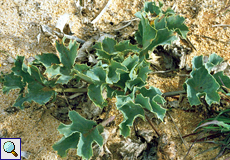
[
  {"x1": 88, "y1": 84, "x2": 107, "y2": 108},
  {"x1": 53, "y1": 111, "x2": 103, "y2": 159},
  {"x1": 14, "y1": 81, "x2": 56, "y2": 109},
  {"x1": 166, "y1": 15, "x2": 189, "y2": 39},
  {"x1": 185, "y1": 66, "x2": 220, "y2": 106},
  {"x1": 135, "y1": 13, "x2": 157, "y2": 49},
  {"x1": 35, "y1": 53, "x2": 60, "y2": 68},
  {"x1": 205, "y1": 53, "x2": 223, "y2": 72},
  {"x1": 213, "y1": 71, "x2": 230, "y2": 88},
  {"x1": 2, "y1": 73, "x2": 25, "y2": 94},
  {"x1": 119, "y1": 101, "x2": 145, "y2": 137},
  {"x1": 56, "y1": 40, "x2": 79, "y2": 70},
  {"x1": 52, "y1": 132, "x2": 80, "y2": 157}
]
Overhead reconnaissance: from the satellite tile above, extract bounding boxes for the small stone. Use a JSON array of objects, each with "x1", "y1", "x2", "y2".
[
  {"x1": 27, "y1": 57, "x2": 35, "y2": 63},
  {"x1": 7, "y1": 56, "x2": 15, "y2": 64},
  {"x1": 21, "y1": 151, "x2": 30, "y2": 159}
]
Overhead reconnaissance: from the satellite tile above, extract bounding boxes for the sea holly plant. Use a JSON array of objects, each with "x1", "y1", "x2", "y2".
[
  {"x1": 1, "y1": 1, "x2": 229, "y2": 159},
  {"x1": 184, "y1": 53, "x2": 230, "y2": 106},
  {"x1": 135, "y1": 1, "x2": 189, "y2": 60}
]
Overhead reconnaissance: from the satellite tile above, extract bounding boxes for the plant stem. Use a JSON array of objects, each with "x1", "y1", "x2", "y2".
[
  {"x1": 54, "y1": 88, "x2": 87, "y2": 93},
  {"x1": 145, "y1": 114, "x2": 160, "y2": 137},
  {"x1": 162, "y1": 90, "x2": 186, "y2": 97}
]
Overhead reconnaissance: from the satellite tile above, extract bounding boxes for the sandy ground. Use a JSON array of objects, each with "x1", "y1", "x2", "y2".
[{"x1": 1, "y1": 0, "x2": 230, "y2": 159}]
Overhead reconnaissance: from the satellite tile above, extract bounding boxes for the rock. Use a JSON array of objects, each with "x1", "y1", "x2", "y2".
[
  {"x1": 137, "y1": 129, "x2": 155, "y2": 143},
  {"x1": 7, "y1": 56, "x2": 15, "y2": 64},
  {"x1": 21, "y1": 151, "x2": 30, "y2": 159},
  {"x1": 26, "y1": 57, "x2": 35, "y2": 63},
  {"x1": 119, "y1": 138, "x2": 147, "y2": 160},
  {"x1": 157, "y1": 134, "x2": 177, "y2": 160}
]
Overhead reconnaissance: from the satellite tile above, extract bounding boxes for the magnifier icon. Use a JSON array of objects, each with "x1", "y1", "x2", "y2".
[{"x1": 3, "y1": 141, "x2": 18, "y2": 157}]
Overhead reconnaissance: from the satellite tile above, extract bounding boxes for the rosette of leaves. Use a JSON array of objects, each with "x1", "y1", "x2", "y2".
[
  {"x1": 0, "y1": 2, "x2": 188, "y2": 159},
  {"x1": 53, "y1": 37, "x2": 167, "y2": 159},
  {"x1": 75, "y1": 37, "x2": 149, "y2": 109},
  {"x1": 183, "y1": 53, "x2": 230, "y2": 106},
  {"x1": 86, "y1": 37, "x2": 167, "y2": 135},
  {"x1": 134, "y1": 1, "x2": 189, "y2": 60}
]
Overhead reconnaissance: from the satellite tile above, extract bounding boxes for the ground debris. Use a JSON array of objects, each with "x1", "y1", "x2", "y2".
[{"x1": 119, "y1": 138, "x2": 147, "y2": 160}]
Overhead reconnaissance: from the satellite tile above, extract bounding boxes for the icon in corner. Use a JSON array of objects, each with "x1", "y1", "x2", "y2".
[
  {"x1": 1, "y1": 138, "x2": 21, "y2": 160},
  {"x1": 3, "y1": 141, "x2": 18, "y2": 157}
]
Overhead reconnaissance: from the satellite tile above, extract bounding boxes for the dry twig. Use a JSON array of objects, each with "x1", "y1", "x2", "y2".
[
  {"x1": 91, "y1": 0, "x2": 113, "y2": 24},
  {"x1": 193, "y1": 34, "x2": 228, "y2": 44},
  {"x1": 114, "y1": 18, "x2": 139, "y2": 31},
  {"x1": 212, "y1": 24, "x2": 230, "y2": 27},
  {"x1": 145, "y1": 114, "x2": 160, "y2": 137},
  {"x1": 167, "y1": 112, "x2": 188, "y2": 150}
]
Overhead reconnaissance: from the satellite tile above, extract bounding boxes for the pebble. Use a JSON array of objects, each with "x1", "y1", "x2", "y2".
[
  {"x1": 26, "y1": 57, "x2": 35, "y2": 63},
  {"x1": 21, "y1": 151, "x2": 30, "y2": 159},
  {"x1": 7, "y1": 56, "x2": 15, "y2": 64}
]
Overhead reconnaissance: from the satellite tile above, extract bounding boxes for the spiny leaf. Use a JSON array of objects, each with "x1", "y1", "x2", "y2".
[
  {"x1": 113, "y1": 73, "x2": 130, "y2": 89},
  {"x1": 125, "y1": 78, "x2": 145, "y2": 91},
  {"x1": 74, "y1": 64, "x2": 95, "y2": 84},
  {"x1": 166, "y1": 15, "x2": 189, "y2": 39},
  {"x1": 45, "y1": 64, "x2": 61, "y2": 79},
  {"x1": 154, "y1": 16, "x2": 166, "y2": 30},
  {"x1": 185, "y1": 53, "x2": 227, "y2": 106},
  {"x1": 134, "y1": 86, "x2": 166, "y2": 121},
  {"x1": 205, "y1": 53, "x2": 223, "y2": 72},
  {"x1": 89, "y1": 66, "x2": 107, "y2": 83},
  {"x1": 116, "y1": 86, "x2": 166, "y2": 136},
  {"x1": 135, "y1": 13, "x2": 157, "y2": 49},
  {"x1": 44, "y1": 64, "x2": 73, "y2": 84},
  {"x1": 118, "y1": 101, "x2": 145, "y2": 137},
  {"x1": 35, "y1": 53, "x2": 60, "y2": 68},
  {"x1": 135, "y1": 93, "x2": 152, "y2": 111},
  {"x1": 213, "y1": 71, "x2": 230, "y2": 88},
  {"x1": 116, "y1": 94, "x2": 133, "y2": 109},
  {"x1": 106, "y1": 60, "x2": 128, "y2": 84},
  {"x1": 122, "y1": 54, "x2": 139, "y2": 71},
  {"x1": 2, "y1": 73, "x2": 25, "y2": 94},
  {"x1": 54, "y1": 111, "x2": 103, "y2": 159},
  {"x1": 192, "y1": 55, "x2": 203, "y2": 69},
  {"x1": 56, "y1": 39, "x2": 79, "y2": 70},
  {"x1": 11, "y1": 56, "x2": 33, "y2": 83},
  {"x1": 185, "y1": 66, "x2": 220, "y2": 106},
  {"x1": 14, "y1": 81, "x2": 56, "y2": 109},
  {"x1": 143, "y1": 1, "x2": 161, "y2": 15},
  {"x1": 139, "y1": 28, "x2": 177, "y2": 60},
  {"x1": 106, "y1": 85, "x2": 125, "y2": 98},
  {"x1": 137, "y1": 60, "x2": 151, "y2": 82},
  {"x1": 52, "y1": 132, "x2": 80, "y2": 157},
  {"x1": 2, "y1": 56, "x2": 57, "y2": 108},
  {"x1": 95, "y1": 49, "x2": 114, "y2": 63},
  {"x1": 145, "y1": 28, "x2": 177, "y2": 52},
  {"x1": 115, "y1": 40, "x2": 141, "y2": 54},
  {"x1": 101, "y1": 37, "x2": 117, "y2": 54},
  {"x1": 88, "y1": 83, "x2": 108, "y2": 108}
]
